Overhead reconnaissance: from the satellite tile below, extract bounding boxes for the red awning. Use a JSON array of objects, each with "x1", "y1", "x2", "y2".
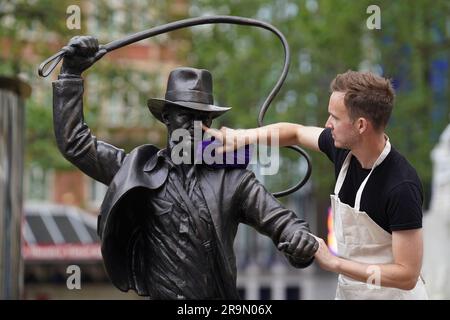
[{"x1": 23, "y1": 203, "x2": 102, "y2": 261}]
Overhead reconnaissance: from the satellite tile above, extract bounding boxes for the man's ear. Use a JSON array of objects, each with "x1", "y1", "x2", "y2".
[{"x1": 357, "y1": 117, "x2": 368, "y2": 134}]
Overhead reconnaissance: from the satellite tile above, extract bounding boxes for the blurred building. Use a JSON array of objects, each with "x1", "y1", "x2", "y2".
[
  {"x1": 0, "y1": 77, "x2": 31, "y2": 299},
  {"x1": 22, "y1": 203, "x2": 139, "y2": 299}
]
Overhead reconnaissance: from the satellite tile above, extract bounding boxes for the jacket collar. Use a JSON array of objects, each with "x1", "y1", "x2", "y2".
[
  {"x1": 144, "y1": 147, "x2": 204, "y2": 173},
  {"x1": 143, "y1": 148, "x2": 173, "y2": 172}
]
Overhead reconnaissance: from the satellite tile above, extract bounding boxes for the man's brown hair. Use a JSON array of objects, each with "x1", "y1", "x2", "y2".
[{"x1": 330, "y1": 70, "x2": 395, "y2": 130}]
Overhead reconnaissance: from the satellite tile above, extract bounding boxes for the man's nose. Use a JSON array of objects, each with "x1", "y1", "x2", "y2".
[{"x1": 325, "y1": 116, "x2": 333, "y2": 129}]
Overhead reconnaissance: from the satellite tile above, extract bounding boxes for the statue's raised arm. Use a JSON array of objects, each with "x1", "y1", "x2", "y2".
[{"x1": 53, "y1": 35, "x2": 126, "y2": 186}]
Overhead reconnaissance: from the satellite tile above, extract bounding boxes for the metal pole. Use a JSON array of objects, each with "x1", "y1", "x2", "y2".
[{"x1": 0, "y1": 76, "x2": 31, "y2": 299}]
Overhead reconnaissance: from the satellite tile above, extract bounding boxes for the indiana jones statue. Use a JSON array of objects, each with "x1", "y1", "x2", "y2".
[{"x1": 52, "y1": 35, "x2": 318, "y2": 299}]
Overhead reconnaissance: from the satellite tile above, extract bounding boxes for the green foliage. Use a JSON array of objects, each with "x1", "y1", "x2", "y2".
[
  {"x1": 187, "y1": 0, "x2": 368, "y2": 200},
  {"x1": 373, "y1": 0, "x2": 450, "y2": 204},
  {"x1": 1, "y1": 0, "x2": 172, "y2": 171},
  {"x1": 25, "y1": 100, "x2": 73, "y2": 170},
  {"x1": 2, "y1": 0, "x2": 449, "y2": 208},
  {"x1": 187, "y1": 0, "x2": 450, "y2": 208},
  {"x1": 1, "y1": 0, "x2": 84, "y2": 171},
  {"x1": 0, "y1": 0, "x2": 83, "y2": 74}
]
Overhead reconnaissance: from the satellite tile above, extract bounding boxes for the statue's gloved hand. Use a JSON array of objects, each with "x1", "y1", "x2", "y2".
[
  {"x1": 278, "y1": 230, "x2": 319, "y2": 263},
  {"x1": 61, "y1": 35, "x2": 106, "y2": 76}
]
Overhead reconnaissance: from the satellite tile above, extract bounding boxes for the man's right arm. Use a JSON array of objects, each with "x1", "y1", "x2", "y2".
[
  {"x1": 204, "y1": 122, "x2": 324, "y2": 153},
  {"x1": 252, "y1": 122, "x2": 324, "y2": 152}
]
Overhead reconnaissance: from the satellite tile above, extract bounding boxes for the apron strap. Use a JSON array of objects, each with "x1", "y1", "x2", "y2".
[
  {"x1": 334, "y1": 151, "x2": 353, "y2": 195},
  {"x1": 354, "y1": 139, "x2": 391, "y2": 211}
]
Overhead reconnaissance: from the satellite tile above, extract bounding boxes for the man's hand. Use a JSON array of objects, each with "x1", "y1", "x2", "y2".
[
  {"x1": 278, "y1": 230, "x2": 319, "y2": 262},
  {"x1": 313, "y1": 237, "x2": 340, "y2": 272},
  {"x1": 202, "y1": 124, "x2": 255, "y2": 154},
  {"x1": 60, "y1": 35, "x2": 106, "y2": 76}
]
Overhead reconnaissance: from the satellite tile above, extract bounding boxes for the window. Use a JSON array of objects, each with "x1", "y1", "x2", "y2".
[{"x1": 26, "y1": 166, "x2": 51, "y2": 201}]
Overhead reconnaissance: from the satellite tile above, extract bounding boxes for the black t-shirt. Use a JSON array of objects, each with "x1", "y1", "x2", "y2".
[{"x1": 318, "y1": 128, "x2": 423, "y2": 233}]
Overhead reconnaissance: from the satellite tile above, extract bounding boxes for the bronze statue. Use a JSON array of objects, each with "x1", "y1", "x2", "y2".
[{"x1": 52, "y1": 35, "x2": 318, "y2": 299}]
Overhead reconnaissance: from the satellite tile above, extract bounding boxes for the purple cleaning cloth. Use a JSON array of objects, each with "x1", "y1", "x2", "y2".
[{"x1": 196, "y1": 139, "x2": 251, "y2": 169}]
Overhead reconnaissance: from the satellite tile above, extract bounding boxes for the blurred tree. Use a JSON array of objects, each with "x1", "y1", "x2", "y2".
[
  {"x1": 187, "y1": 0, "x2": 450, "y2": 213},
  {"x1": 187, "y1": 0, "x2": 369, "y2": 214},
  {"x1": 0, "y1": 0, "x2": 82, "y2": 74},
  {"x1": 1, "y1": 0, "x2": 186, "y2": 172},
  {"x1": 374, "y1": 0, "x2": 450, "y2": 205},
  {"x1": 1, "y1": 0, "x2": 84, "y2": 171},
  {"x1": 2, "y1": 0, "x2": 448, "y2": 212}
]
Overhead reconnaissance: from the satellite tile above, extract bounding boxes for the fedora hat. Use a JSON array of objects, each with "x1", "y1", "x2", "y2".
[{"x1": 147, "y1": 67, "x2": 230, "y2": 122}]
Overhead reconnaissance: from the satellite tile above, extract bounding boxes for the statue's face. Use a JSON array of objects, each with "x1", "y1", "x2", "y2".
[{"x1": 163, "y1": 104, "x2": 213, "y2": 140}]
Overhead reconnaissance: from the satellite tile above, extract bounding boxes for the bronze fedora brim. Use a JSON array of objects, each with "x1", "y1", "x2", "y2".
[{"x1": 147, "y1": 98, "x2": 231, "y2": 122}]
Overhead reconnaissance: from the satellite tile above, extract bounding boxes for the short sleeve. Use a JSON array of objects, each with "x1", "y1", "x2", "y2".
[
  {"x1": 318, "y1": 128, "x2": 336, "y2": 163},
  {"x1": 386, "y1": 182, "x2": 423, "y2": 231}
]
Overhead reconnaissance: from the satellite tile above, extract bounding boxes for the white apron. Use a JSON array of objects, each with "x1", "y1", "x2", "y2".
[{"x1": 332, "y1": 139, "x2": 428, "y2": 300}]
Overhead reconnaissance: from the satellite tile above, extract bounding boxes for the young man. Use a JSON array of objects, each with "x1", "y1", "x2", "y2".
[{"x1": 205, "y1": 71, "x2": 428, "y2": 299}]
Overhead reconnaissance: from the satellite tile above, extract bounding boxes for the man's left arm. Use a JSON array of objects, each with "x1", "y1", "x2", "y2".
[{"x1": 314, "y1": 228, "x2": 423, "y2": 290}]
